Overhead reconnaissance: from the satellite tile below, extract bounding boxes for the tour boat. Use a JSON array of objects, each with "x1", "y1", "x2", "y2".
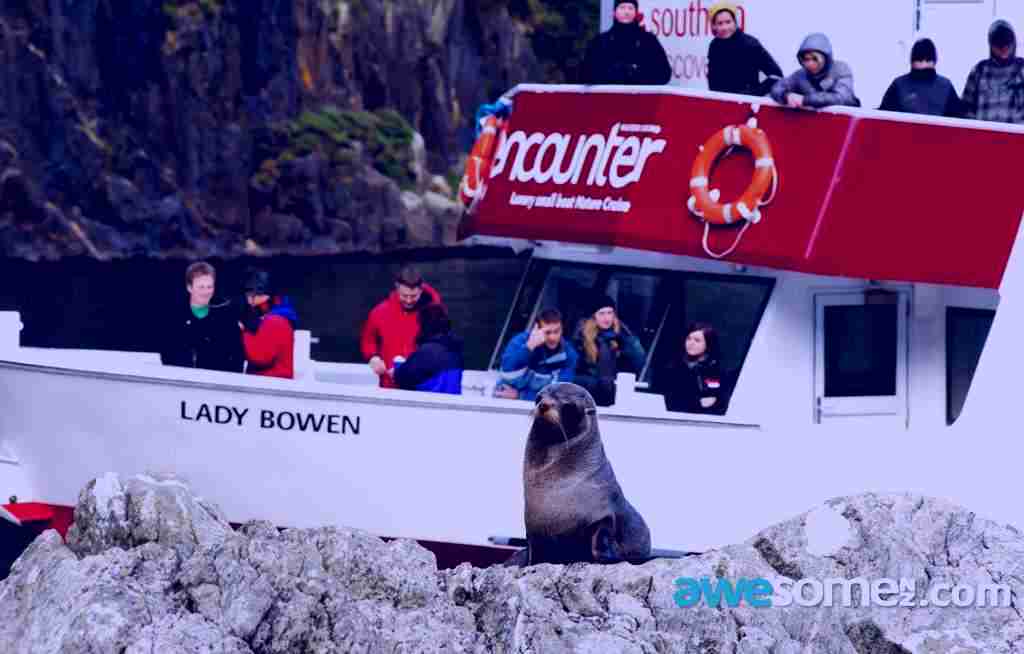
[{"x1": 2, "y1": 79, "x2": 1023, "y2": 571}]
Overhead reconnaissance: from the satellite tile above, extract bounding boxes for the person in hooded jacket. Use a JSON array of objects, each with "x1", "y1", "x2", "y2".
[
  {"x1": 879, "y1": 38, "x2": 963, "y2": 118},
  {"x1": 161, "y1": 261, "x2": 245, "y2": 373},
  {"x1": 572, "y1": 293, "x2": 647, "y2": 407},
  {"x1": 706, "y1": 2, "x2": 782, "y2": 96},
  {"x1": 771, "y1": 33, "x2": 859, "y2": 109},
  {"x1": 654, "y1": 323, "x2": 724, "y2": 415},
  {"x1": 580, "y1": 0, "x2": 671, "y2": 86},
  {"x1": 239, "y1": 269, "x2": 298, "y2": 379},
  {"x1": 394, "y1": 304, "x2": 464, "y2": 395},
  {"x1": 962, "y1": 20, "x2": 1024, "y2": 124}
]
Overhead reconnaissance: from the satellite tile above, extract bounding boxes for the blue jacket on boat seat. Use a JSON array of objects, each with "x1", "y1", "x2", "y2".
[{"x1": 394, "y1": 333, "x2": 464, "y2": 395}]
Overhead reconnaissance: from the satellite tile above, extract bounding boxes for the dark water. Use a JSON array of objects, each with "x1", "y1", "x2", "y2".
[{"x1": 0, "y1": 247, "x2": 529, "y2": 369}]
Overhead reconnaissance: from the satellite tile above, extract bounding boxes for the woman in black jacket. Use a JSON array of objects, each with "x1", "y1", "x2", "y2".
[
  {"x1": 655, "y1": 323, "x2": 724, "y2": 415},
  {"x1": 706, "y1": 2, "x2": 782, "y2": 96},
  {"x1": 580, "y1": 0, "x2": 671, "y2": 86}
]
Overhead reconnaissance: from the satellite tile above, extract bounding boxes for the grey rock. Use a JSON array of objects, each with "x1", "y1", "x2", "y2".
[{"x1": 9, "y1": 475, "x2": 1022, "y2": 653}]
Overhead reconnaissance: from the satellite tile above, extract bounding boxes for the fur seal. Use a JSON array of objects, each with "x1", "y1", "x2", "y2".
[{"x1": 508, "y1": 382, "x2": 652, "y2": 566}]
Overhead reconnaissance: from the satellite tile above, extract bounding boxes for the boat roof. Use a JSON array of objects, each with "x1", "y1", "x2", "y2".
[{"x1": 459, "y1": 84, "x2": 1024, "y2": 289}]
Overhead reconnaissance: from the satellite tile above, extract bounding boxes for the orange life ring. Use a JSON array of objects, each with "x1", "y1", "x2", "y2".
[
  {"x1": 687, "y1": 122, "x2": 776, "y2": 225},
  {"x1": 459, "y1": 115, "x2": 504, "y2": 208}
]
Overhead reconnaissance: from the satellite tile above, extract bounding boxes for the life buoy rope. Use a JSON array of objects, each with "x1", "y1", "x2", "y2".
[
  {"x1": 687, "y1": 117, "x2": 778, "y2": 259},
  {"x1": 459, "y1": 115, "x2": 506, "y2": 212}
]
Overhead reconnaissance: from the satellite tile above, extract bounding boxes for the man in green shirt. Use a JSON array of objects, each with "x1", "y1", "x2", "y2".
[{"x1": 160, "y1": 261, "x2": 244, "y2": 372}]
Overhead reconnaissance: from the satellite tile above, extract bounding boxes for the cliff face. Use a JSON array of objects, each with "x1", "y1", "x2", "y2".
[{"x1": 0, "y1": 0, "x2": 542, "y2": 259}]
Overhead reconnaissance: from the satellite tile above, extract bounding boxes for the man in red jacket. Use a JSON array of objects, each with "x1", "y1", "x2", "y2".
[
  {"x1": 360, "y1": 265, "x2": 443, "y2": 388},
  {"x1": 241, "y1": 269, "x2": 298, "y2": 379}
]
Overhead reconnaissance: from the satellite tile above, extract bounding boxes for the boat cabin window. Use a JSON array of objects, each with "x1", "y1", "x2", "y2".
[
  {"x1": 490, "y1": 258, "x2": 773, "y2": 414},
  {"x1": 946, "y1": 307, "x2": 996, "y2": 425},
  {"x1": 814, "y1": 290, "x2": 909, "y2": 423}
]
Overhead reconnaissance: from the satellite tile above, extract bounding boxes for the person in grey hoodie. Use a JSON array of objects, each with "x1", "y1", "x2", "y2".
[
  {"x1": 771, "y1": 33, "x2": 859, "y2": 109},
  {"x1": 962, "y1": 20, "x2": 1024, "y2": 124}
]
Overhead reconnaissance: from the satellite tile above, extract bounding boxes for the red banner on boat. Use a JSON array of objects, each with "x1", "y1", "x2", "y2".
[{"x1": 459, "y1": 86, "x2": 1024, "y2": 289}]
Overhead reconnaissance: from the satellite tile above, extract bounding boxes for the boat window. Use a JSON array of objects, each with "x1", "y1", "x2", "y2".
[
  {"x1": 824, "y1": 303, "x2": 899, "y2": 397},
  {"x1": 490, "y1": 258, "x2": 773, "y2": 415},
  {"x1": 946, "y1": 307, "x2": 995, "y2": 425}
]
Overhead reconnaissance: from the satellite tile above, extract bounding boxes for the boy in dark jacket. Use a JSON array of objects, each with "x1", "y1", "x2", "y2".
[
  {"x1": 161, "y1": 261, "x2": 244, "y2": 373},
  {"x1": 581, "y1": 0, "x2": 671, "y2": 86},
  {"x1": 394, "y1": 304, "x2": 463, "y2": 395},
  {"x1": 879, "y1": 39, "x2": 963, "y2": 117}
]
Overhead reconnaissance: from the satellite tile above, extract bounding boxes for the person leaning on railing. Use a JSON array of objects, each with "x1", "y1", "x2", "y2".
[
  {"x1": 580, "y1": 0, "x2": 671, "y2": 86},
  {"x1": 771, "y1": 32, "x2": 860, "y2": 109},
  {"x1": 706, "y1": 1, "x2": 783, "y2": 97}
]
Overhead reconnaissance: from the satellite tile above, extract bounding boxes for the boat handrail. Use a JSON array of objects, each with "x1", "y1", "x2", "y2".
[
  {"x1": 504, "y1": 83, "x2": 1024, "y2": 135},
  {"x1": 0, "y1": 357, "x2": 760, "y2": 430}
]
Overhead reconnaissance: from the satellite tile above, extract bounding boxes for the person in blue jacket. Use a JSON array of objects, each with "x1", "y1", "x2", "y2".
[
  {"x1": 495, "y1": 308, "x2": 578, "y2": 401},
  {"x1": 394, "y1": 303, "x2": 464, "y2": 394}
]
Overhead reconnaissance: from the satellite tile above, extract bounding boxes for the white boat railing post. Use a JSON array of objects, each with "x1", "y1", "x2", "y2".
[
  {"x1": 294, "y1": 330, "x2": 312, "y2": 380},
  {"x1": 0, "y1": 311, "x2": 23, "y2": 354},
  {"x1": 615, "y1": 372, "x2": 637, "y2": 406}
]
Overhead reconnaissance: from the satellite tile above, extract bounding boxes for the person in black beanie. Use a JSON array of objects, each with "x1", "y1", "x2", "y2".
[
  {"x1": 572, "y1": 292, "x2": 647, "y2": 406},
  {"x1": 706, "y1": 2, "x2": 783, "y2": 96},
  {"x1": 879, "y1": 38, "x2": 963, "y2": 117},
  {"x1": 580, "y1": 0, "x2": 672, "y2": 86}
]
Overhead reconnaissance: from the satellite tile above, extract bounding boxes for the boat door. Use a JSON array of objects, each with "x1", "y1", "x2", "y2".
[
  {"x1": 814, "y1": 290, "x2": 910, "y2": 425},
  {"x1": 916, "y1": 0, "x2": 996, "y2": 99}
]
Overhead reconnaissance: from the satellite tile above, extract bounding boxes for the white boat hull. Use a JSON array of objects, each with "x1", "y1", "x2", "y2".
[{"x1": 2, "y1": 351, "x2": 1019, "y2": 554}]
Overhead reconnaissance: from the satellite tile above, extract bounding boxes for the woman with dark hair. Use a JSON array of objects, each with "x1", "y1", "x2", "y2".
[
  {"x1": 655, "y1": 323, "x2": 724, "y2": 414},
  {"x1": 393, "y1": 304, "x2": 464, "y2": 394}
]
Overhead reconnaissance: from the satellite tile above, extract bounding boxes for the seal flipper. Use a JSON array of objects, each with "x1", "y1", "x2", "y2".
[
  {"x1": 503, "y1": 547, "x2": 530, "y2": 567},
  {"x1": 590, "y1": 515, "x2": 624, "y2": 563}
]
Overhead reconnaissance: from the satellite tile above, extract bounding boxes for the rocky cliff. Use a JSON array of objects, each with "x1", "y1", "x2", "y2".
[
  {"x1": 2, "y1": 472, "x2": 1023, "y2": 653},
  {"x1": 0, "y1": 0, "x2": 545, "y2": 260}
]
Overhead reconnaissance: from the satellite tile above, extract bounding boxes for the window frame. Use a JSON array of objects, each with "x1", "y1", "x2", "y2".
[{"x1": 488, "y1": 256, "x2": 775, "y2": 408}]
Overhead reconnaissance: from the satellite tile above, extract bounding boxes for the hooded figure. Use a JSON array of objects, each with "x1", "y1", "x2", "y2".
[
  {"x1": 770, "y1": 33, "x2": 859, "y2": 108},
  {"x1": 706, "y1": 3, "x2": 783, "y2": 96},
  {"x1": 879, "y1": 38, "x2": 963, "y2": 118},
  {"x1": 962, "y1": 20, "x2": 1024, "y2": 124},
  {"x1": 580, "y1": 0, "x2": 672, "y2": 86},
  {"x1": 240, "y1": 269, "x2": 298, "y2": 379}
]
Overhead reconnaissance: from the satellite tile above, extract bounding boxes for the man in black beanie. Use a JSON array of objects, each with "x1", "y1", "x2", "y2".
[
  {"x1": 580, "y1": 0, "x2": 672, "y2": 86},
  {"x1": 879, "y1": 38, "x2": 963, "y2": 117},
  {"x1": 963, "y1": 20, "x2": 1024, "y2": 123}
]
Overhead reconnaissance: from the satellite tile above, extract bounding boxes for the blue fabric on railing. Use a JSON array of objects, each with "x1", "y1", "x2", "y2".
[{"x1": 474, "y1": 98, "x2": 513, "y2": 137}]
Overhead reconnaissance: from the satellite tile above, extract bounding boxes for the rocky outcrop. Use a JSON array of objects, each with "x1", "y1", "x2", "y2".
[
  {"x1": 0, "y1": 0, "x2": 541, "y2": 260},
  {"x1": 3, "y1": 474, "x2": 1024, "y2": 653}
]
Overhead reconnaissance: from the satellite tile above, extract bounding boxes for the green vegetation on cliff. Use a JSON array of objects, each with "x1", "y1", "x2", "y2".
[
  {"x1": 252, "y1": 106, "x2": 416, "y2": 192},
  {"x1": 506, "y1": 0, "x2": 601, "y2": 82}
]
